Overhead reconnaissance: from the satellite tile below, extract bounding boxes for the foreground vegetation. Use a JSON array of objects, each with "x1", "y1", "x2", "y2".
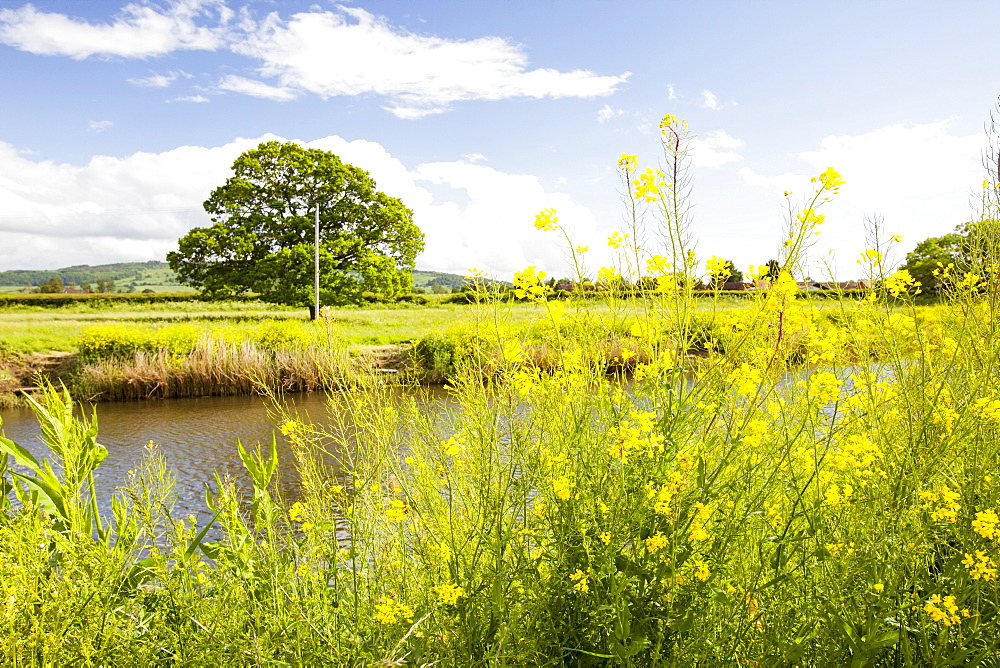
[{"x1": 1, "y1": 112, "x2": 999, "y2": 664}]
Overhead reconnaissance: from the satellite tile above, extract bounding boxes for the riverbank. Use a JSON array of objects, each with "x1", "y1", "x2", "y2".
[{"x1": 0, "y1": 295, "x2": 938, "y2": 404}]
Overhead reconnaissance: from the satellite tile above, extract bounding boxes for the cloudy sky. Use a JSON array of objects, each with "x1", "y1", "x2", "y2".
[{"x1": 0, "y1": 0, "x2": 998, "y2": 280}]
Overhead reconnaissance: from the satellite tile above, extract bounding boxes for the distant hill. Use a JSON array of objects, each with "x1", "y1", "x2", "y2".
[
  {"x1": 0, "y1": 261, "x2": 478, "y2": 294},
  {"x1": 0, "y1": 261, "x2": 193, "y2": 292},
  {"x1": 411, "y1": 270, "x2": 472, "y2": 290}
]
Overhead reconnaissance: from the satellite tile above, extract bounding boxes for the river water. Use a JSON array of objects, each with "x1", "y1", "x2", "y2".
[{"x1": 0, "y1": 388, "x2": 449, "y2": 522}]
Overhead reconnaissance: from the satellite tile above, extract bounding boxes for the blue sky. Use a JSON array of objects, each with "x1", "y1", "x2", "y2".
[{"x1": 1, "y1": 0, "x2": 998, "y2": 280}]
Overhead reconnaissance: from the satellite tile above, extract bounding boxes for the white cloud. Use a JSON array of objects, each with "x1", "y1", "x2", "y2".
[
  {"x1": 739, "y1": 120, "x2": 983, "y2": 276},
  {"x1": 1, "y1": 3, "x2": 627, "y2": 117},
  {"x1": 217, "y1": 74, "x2": 298, "y2": 101},
  {"x1": 597, "y1": 104, "x2": 624, "y2": 123},
  {"x1": 0, "y1": 134, "x2": 604, "y2": 277},
  {"x1": 88, "y1": 120, "x2": 113, "y2": 132},
  {"x1": 700, "y1": 90, "x2": 720, "y2": 110},
  {"x1": 128, "y1": 70, "x2": 190, "y2": 88},
  {"x1": 231, "y1": 6, "x2": 629, "y2": 118},
  {"x1": 667, "y1": 85, "x2": 676, "y2": 101},
  {"x1": 0, "y1": 0, "x2": 230, "y2": 59},
  {"x1": 169, "y1": 94, "x2": 210, "y2": 103},
  {"x1": 690, "y1": 129, "x2": 743, "y2": 168}
]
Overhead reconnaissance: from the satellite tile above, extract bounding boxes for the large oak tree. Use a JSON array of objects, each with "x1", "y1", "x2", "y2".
[{"x1": 168, "y1": 141, "x2": 424, "y2": 308}]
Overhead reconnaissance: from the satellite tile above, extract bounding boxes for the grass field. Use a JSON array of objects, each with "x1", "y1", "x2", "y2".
[{"x1": 0, "y1": 297, "x2": 470, "y2": 354}]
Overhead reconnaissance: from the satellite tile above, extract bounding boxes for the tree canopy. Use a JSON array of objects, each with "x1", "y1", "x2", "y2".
[
  {"x1": 168, "y1": 141, "x2": 424, "y2": 306},
  {"x1": 898, "y1": 220, "x2": 999, "y2": 290}
]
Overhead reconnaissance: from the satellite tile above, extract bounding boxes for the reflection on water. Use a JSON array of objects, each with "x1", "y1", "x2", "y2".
[{"x1": 0, "y1": 387, "x2": 450, "y2": 522}]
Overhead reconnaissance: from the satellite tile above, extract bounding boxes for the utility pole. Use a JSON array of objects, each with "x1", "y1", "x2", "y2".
[{"x1": 314, "y1": 203, "x2": 320, "y2": 321}]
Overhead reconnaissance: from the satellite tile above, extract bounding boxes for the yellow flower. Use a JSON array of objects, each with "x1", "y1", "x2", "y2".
[
  {"x1": 645, "y1": 531, "x2": 668, "y2": 553},
  {"x1": 816, "y1": 167, "x2": 845, "y2": 191},
  {"x1": 808, "y1": 371, "x2": 842, "y2": 404},
  {"x1": 923, "y1": 594, "x2": 964, "y2": 627},
  {"x1": 552, "y1": 476, "x2": 573, "y2": 501},
  {"x1": 872, "y1": 583, "x2": 885, "y2": 594},
  {"x1": 689, "y1": 523, "x2": 710, "y2": 541},
  {"x1": 884, "y1": 269, "x2": 920, "y2": 296},
  {"x1": 730, "y1": 363, "x2": 763, "y2": 396},
  {"x1": 964, "y1": 551, "x2": 997, "y2": 581},
  {"x1": 385, "y1": 498, "x2": 408, "y2": 521},
  {"x1": 705, "y1": 256, "x2": 731, "y2": 281},
  {"x1": 634, "y1": 168, "x2": 665, "y2": 202},
  {"x1": 512, "y1": 266, "x2": 549, "y2": 300},
  {"x1": 824, "y1": 483, "x2": 853, "y2": 506},
  {"x1": 597, "y1": 266, "x2": 621, "y2": 284},
  {"x1": 375, "y1": 597, "x2": 415, "y2": 625},
  {"x1": 858, "y1": 248, "x2": 883, "y2": 266},
  {"x1": 441, "y1": 432, "x2": 465, "y2": 456},
  {"x1": 694, "y1": 560, "x2": 711, "y2": 582},
  {"x1": 433, "y1": 582, "x2": 466, "y2": 605},
  {"x1": 924, "y1": 485, "x2": 961, "y2": 523},
  {"x1": 288, "y1": 501, "x2": 307, "y2": 522},
  {"x1": 618, "y1": 153, "x2": 639, "y2": 171},
  {"x1": 570, "y1": 569, "x2": 590, "y2": 593},
  {"x1": 741, "y1": 420, "x2": 768, "y2": 448},
  {"x1": 534, "y1": 208, "x2": 559, "y2": 231},
  {"x1": 797, "y1": 208, "x2": 826, "y2": 230},
  {"x1": 973, "y1": 509, "x2": 1000, "y2": 540}
]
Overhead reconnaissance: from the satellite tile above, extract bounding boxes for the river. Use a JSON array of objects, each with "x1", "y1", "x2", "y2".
[{"x1": 0, "y1": 387, "x2": 450, "y2": 523}]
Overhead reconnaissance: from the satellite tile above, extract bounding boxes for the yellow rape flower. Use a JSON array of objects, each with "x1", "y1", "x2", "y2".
[
  {"x1": 689, "y1": 523, "x2": 710, "y2": 541},
  {"x1": 730, "y1": 363, "x2": 763, "y2": 396},
  {"x1": 973, "y1": 509, "x2": 1000, "y2": 540},
  {"x1": 288, "y1": 501, "x2": 307, "y2": 522},
  {"x1": 385, "y1": 498, "x2": 408, "y2": 521},
  {"x1": 618, "y1": 153, "x2": 639, "y2": 171},
  {"x1": 433, "y1": 582, "x2": 466, "y2": 605},
  {"x1": 808, "y1": 371, "x2": 841, "y2": 403},
  {"x1": 816, "y1": 167, "x2": 845, "y2": 191},
  {"x1": 552, "y1": 476, "x2": 573, "y2": 501},
  {"x1": 923, "y1": 595, "x2": 967, "y2": 627},
  {"x1": 645, "y1": 532, "x2": 668, "y2": 553},
  {"x1": 375, "y1": 597, "x2": 415, "y2": 625},
  {"x1": 963, "y1": 551, "x2": 998, "y2": 581},
  {"x1": 534, "y1": 208, "x2": 559, "y2": 231}
]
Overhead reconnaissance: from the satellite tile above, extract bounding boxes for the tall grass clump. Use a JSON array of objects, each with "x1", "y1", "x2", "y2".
[
  {"x1": 73, "y1": 319, "x2": 354, "y2": 399},
  {"x1": 1, "y1": 109, "x2": 1000, "y2": 664}
]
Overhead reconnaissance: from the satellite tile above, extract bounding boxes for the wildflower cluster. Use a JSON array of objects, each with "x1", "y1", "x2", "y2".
[
  {"x1": 374, "y1": 597, "x2": 415, "y2": 625},
  {"x1": 608, "y1": 409, "x2": 664, "y2": 462},
  {"x1": 973, "y1": 509, "x2": 1000, "y2": 540},
  {"x1": 963, "y1": 551, "x2": 998, "y2": 581},
  {"x1": 433, "y1": 582, "x2": 465, "y2": 605},
  {"x1": 923, "y1": 595, "x2": 969, "y2": 627},
  {"x1": 534, "y1": 208, "x2": 559, "y2": 232},
  {"x1": 918, "y1": 486, "x2": 961, "y2": 523},
  {"x1": 513, "y1": 266, "x2": 549, "y2": 301}
]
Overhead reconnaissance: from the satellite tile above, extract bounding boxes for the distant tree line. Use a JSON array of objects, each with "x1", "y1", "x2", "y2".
[{"x1": 34, "y1": 277, "x2": 118, "y2": 294}]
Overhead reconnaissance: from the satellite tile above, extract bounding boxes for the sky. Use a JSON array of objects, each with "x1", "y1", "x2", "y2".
[{"x1": 1, "y1": 0, "x2": 998, "y2": 281}]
